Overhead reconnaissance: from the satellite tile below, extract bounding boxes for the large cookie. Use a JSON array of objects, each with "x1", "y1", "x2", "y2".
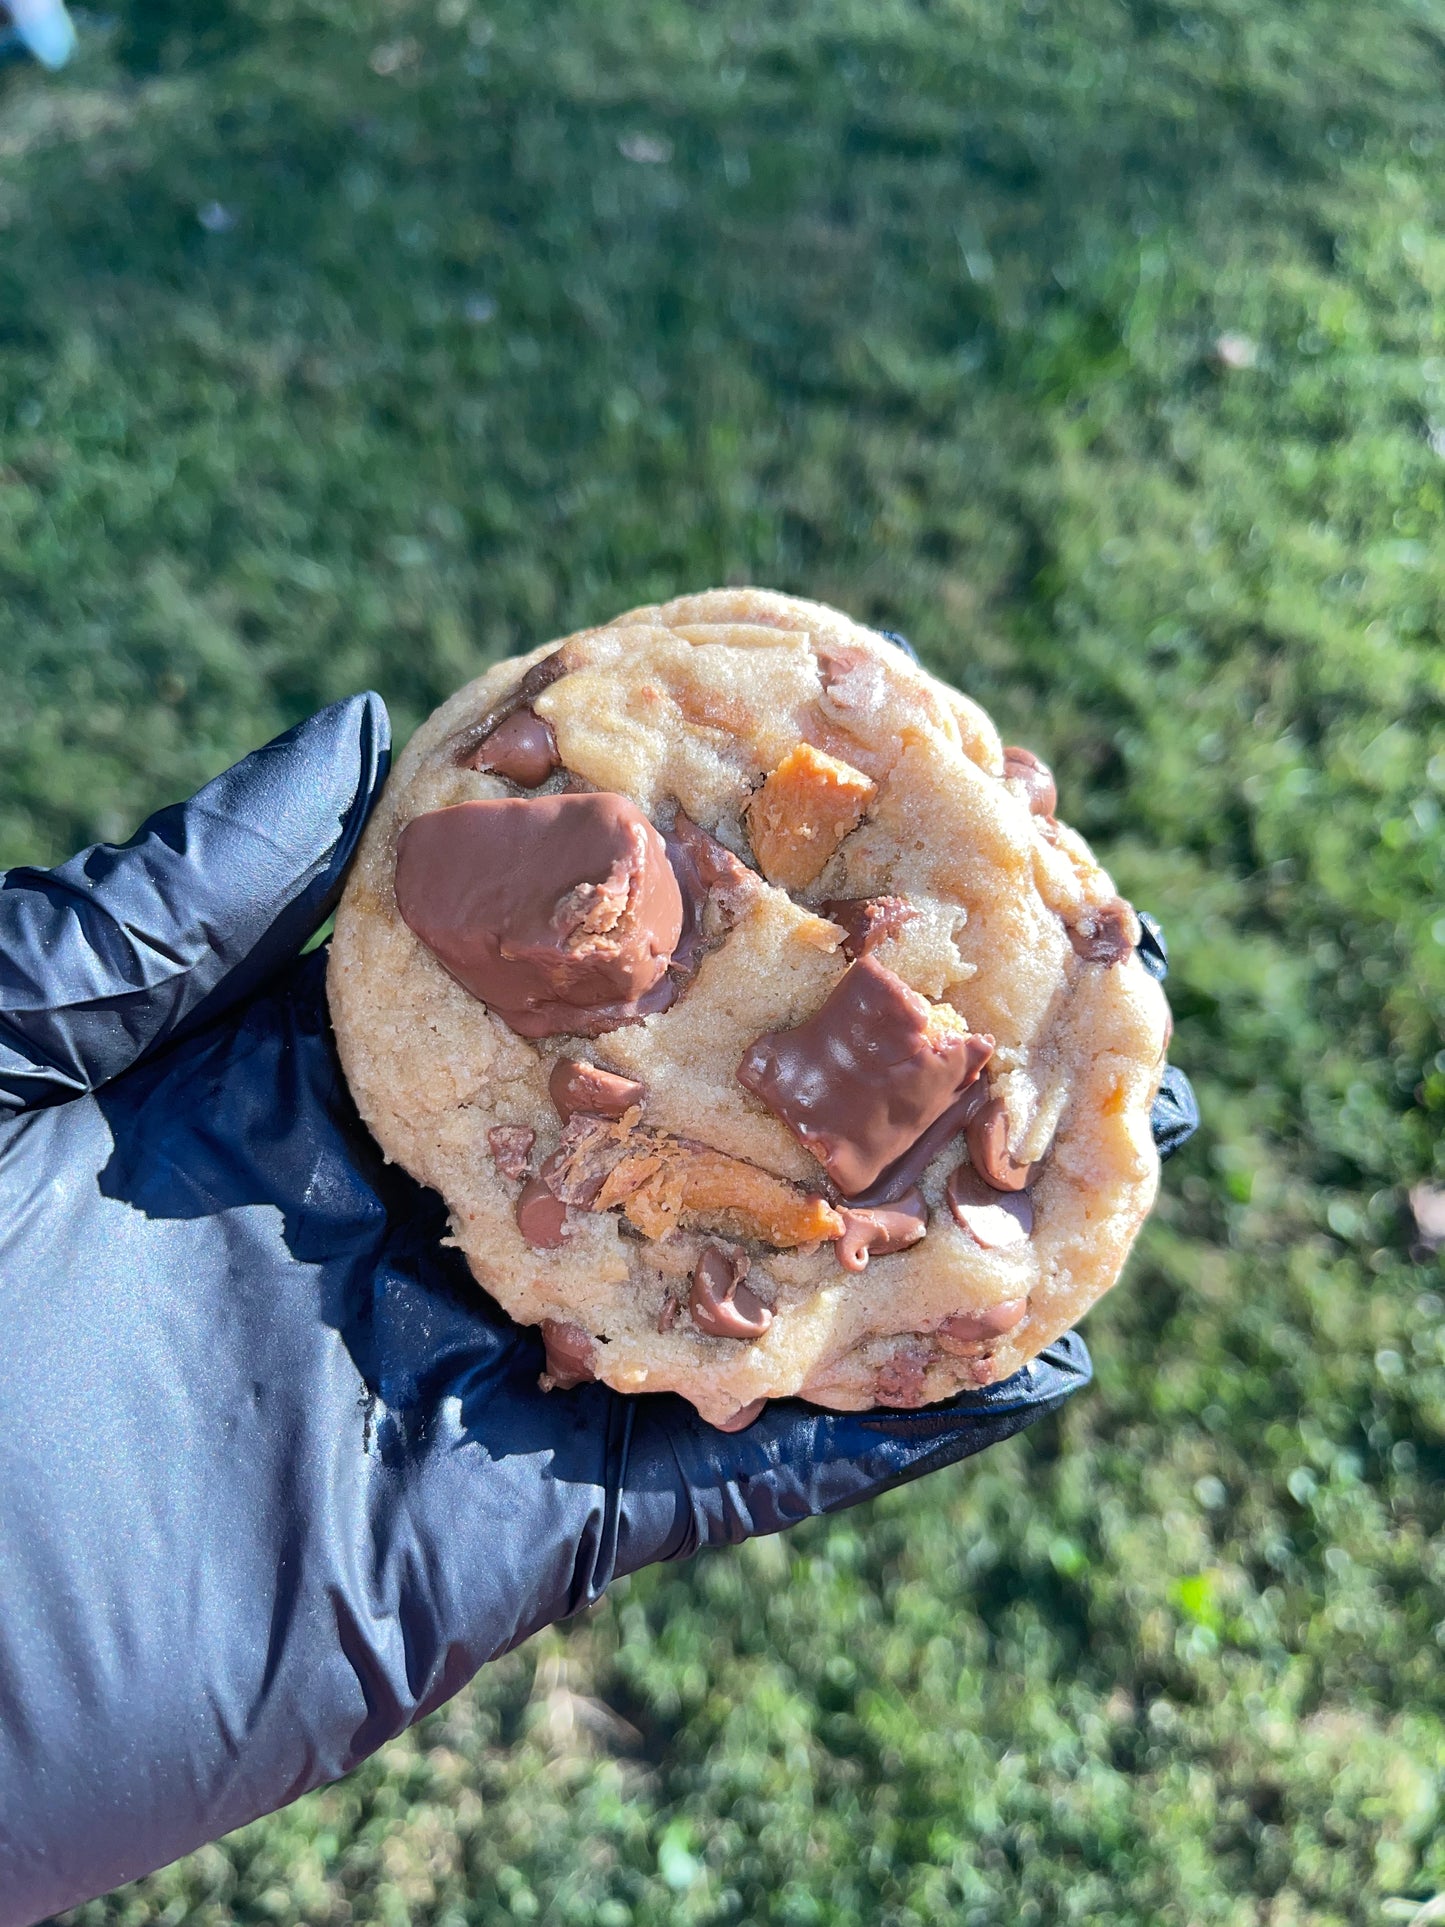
[{"x1": 328, "y1": 589, "x2": 1170, "y2": 1428}]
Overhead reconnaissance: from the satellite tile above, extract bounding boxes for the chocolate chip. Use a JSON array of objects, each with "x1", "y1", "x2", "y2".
[
  {"x1": 820, "y1": 895, "x2": 917, "y2": 961},
  {"x1": 656, "y1": 1294, "x2": 680, "y2": 1332},
  {"x1": 689, "y1": 1246, "x2": 773, "y2": 1340},
  {"x1": 737, "y1": 956, "x2": 993, "y2": 1197},
  {"x1": 663, "y1": 807, "x2": 757, "y2": 973},
  {"x1": 451, "y1": 648, "x2": 570, "y2": 766},
  {"x1": 516, "y1": 1176, "x2": 568, "y2": 1248},
  {"x1": 1067, "y1": 896, "x2": 1136, "y2": 966},
  {"x1": 540, "y1": 1317, "x2": 596, "y2": 1389},
  {"x1": 945, "y1": 1166, "x2": 1034, "y2": 1247},
  {"x1": 714, "y1": 1397, "x2": 768, "y2": 1432},
  {"x1": 487, "y1": 1125, "x2": 535, "y2": 1180},
  {"x1": 395, "y1": 793, "x2": 683, "y2": 1038},
  {"x1": 548, "y1": 1057, "x2": 647, "y2": 1123},
  {"x1": 1002, "y1": 745, "x2": 1058, "y2": 818},
  {"x1": 964, "y1": 1095, "x2": 1032, "y2": 1193},
  {"x1": 467, "y1": 708, "x2": 559, "y2": 788},
  {"x1": 935, "y1": 1297, "x2": 1029, "y2": 1355},
  {"x1": 834, "y1": 1189, "x2": 928, "y2": 1273}
]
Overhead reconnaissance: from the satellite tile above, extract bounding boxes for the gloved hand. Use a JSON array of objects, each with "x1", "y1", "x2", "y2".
[{"x1": 0, "y1": 692, "x2": 1194, "y2": 1926}]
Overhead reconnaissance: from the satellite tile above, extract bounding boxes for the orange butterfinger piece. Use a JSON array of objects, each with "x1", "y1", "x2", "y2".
[
  {"x1": 596, "y1": 1137, "x2": 843, "y2": 1246},
  {"x1": 745, "y1": 742, "x2": 878, "y2": 890}
]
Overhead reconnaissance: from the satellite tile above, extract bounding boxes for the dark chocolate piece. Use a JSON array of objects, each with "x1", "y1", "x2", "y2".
[
  {"x1": 820, "y1": 895, "x2": 917, "y2": 962},
  {"x1": 468, "y1": 708, "x2": 559, "y2": 788},
  {"x1": 548, "y1": 1057, "x2": 646, "y2": 1123},
  {"x1": 664, "y1": 808, "x2": 756, "y2": 973},
  {"x1": 1002, "y1": 745, "x2": 1058, "y2": 818},
  {"x1": 935, "y1": 1298, "x2": 1029, "y2": 1355},
  {"x1": 736, "y1": 956, "x2": 993, "y2": 1197},
  {"x1": 945, "y1": 1166, "x2": 1034, "y2": 1248},
  {"x1": 1067, "y1": 896, "x2": 1136, "y2": 966},
  {"x1": 517, "y1": 1176, "x2": 568, "y2": 1248},
  {"x1": 540, "y1": 1318, "x2": 596, "y2": 1389},
  {"x1": 689, "y1": 1246, "x2": 773, "y2": 1339},
  {"x1": 964, "y1": 1095, "x2": 1032, "y2": 1193},
  {"x1": 451, "y1": 648, "x2": 570, "y2": 766},
  {"x1": 488, "y1": 1125, "x2": 535, "y2": 1180},
  {"x1": 834, "y1": 1189, "x2": 928, "y2": 1273},
  {"x1": 395, "y1": 794, "x2": 683, "y2": 1038},
  {"x1": 714, "y1": 1397, "x2": 768, "y2": 1432}
]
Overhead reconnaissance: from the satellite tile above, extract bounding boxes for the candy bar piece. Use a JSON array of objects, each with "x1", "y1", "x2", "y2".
[
  {"x1": 744, "y1": 742, "x2": 877, "y2": 889},
  {"x1": 395, "y1": 794, "x2": 683, "y2": 1038},
  {"x1": 737, "y1": 955, "x2": 993, "y2": 1197}
]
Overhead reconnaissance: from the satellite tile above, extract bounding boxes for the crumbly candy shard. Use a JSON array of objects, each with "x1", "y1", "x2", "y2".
[
  {"x1": 545, "y1": 1112, "x2": 843, "y2": 1246},
  {"x1": 744, "y1": 742, "x2": 878, "y2": 889}
]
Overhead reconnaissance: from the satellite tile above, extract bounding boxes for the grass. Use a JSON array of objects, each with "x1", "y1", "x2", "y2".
[{"x1": 2, "y1": 0, "x2": 1442, "y2": 1920}]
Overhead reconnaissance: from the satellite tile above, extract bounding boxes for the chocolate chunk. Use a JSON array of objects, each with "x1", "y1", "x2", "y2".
[
  {"x1": 848, "y1": 1080, "x2": 990, "y2": 1207},
  {"x1": 467, "y1": 708, "x2": 559, "y2": 788},
  {"x1": 488, "y1": 1125, "x2": 535, "y2": 1180},
  {"x1": 737, "y1": 956, "x2": 993, "y2": 1197},
  {"x1": 663, "y1": 808, "x2": 757, "y2": 973},
  {"x1": 1002, "y1": 745, "x2": 1058, "y2": 818},
  {"x1": 656, "y1": 1294, "x2": 680, "y2": 1333},
  {"x1": 964, "y1": 1095, "x2": 1032, "y2": 1193},
  {"x1": 945, "y1": 1166, "x2": 1034, "y2": 1247},
  {"x1": 539, "y1": 1318, "x2": 596, "y2": 1390},
  {"x1": 936, "y1": 1297, "x2": 1029, "y2": 1355},
  {"x1": 395, "y1": 794, "x2": 683, "y2": 1038},
  {"x1": 549, "y1": 1057, "x2": 647, "y2": 1123},
  {"x1": 517, "y1": 1176, "x2": 568, "y2": 1248},
  {"x1": 820, "y1": 895, "x2": 917, "y2": 961},
  {"x1": 834, "y1": 1189, "x2": 928, "y2": 1273},
  {"x1": 715, "y1": 1397, "x2": 768, "y2": 1432},
  {"x1": 451, "y1": 648, "x2": 570, "y2": 766},
  {"x1": 1067, "y1": 896, "x2": 1136, "y2": 966},
  {"x1": 689, "y1": 1246, "x2": 773, "y2": 1340}
]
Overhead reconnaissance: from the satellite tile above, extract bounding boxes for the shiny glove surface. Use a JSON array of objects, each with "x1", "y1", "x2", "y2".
[{"x1": 0, "y1": 694, "x2": 1193, "y2": 1925}]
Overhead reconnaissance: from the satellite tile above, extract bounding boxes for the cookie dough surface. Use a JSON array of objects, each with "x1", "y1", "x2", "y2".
[{"x1": 328, "y1": 589, "x2": 1169, "y2": 1426}]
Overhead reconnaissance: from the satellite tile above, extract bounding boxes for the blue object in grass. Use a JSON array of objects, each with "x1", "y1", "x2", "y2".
[{"x1": 1, "y1": 0, "x2": 77, "y2": 69}]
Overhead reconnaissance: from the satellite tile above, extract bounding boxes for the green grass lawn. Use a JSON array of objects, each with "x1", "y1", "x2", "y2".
[{"x1": 5, "y1": 0, "x2": 1443, "y2": 1920}]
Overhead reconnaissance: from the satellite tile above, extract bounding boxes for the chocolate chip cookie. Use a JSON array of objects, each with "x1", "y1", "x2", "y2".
[{"x1": 328, "y1": 589, "x2": 1171, "y2": 1427}]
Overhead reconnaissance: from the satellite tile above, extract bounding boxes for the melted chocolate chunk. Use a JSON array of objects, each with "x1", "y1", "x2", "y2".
[
  {"x1": 540, "y1": 1318, "x2": 596, "y2": 1389},
  {"x1": 689, "y1": 1246, "x2": 773, "y2": 1339},
  {"x1": 834, "y1": 1189, "x2": 928, "y2": 1273},
  {"x1": 1002, "y1": 745, "x2": 1058, "y2": 818},
  {"x1": 820, "y1": 895, "x2": 917, "y2": 961},
  {"x1": 964, "y1": 1095, "x2": 1032, "y2": 1193},
  {"x1": 945, "y1": 1166, "x2": 1034, "y2": 1248},
  {"x1": 935, "y1": 1298, "x2": 1029, "y2": 1356},
  {"x1": 488, "y1": 1125, "x2": 535, "y2": 1180},
  {"x1": 395, "y1": 794, "x2": 683, "y2": 1038},
  {"x1": 737, "y1": 956, "x2": 993, "y2": 1197},
  {"x1": 467, "y1": 708, "x2": 559, "y2": 788},
  {"x1": 848, "y1": 1080, "x2": 990, "y2": 1207},
  {"x1": 1067, "y1": 896, "x2": 1136, "y2": 966},
  {"x1": 452, "y1": 648, "x2": 570, "y2": 766},
  {"x1": 548, "y1": 1057, "x2": 647, "y2": 1123},
  {"x1": 664, "y1": 808, "x2": 757, "y2": 973},
  {"x1": 517, "y1": 1176, "x2": 568, "y2": 1248},
  {"x1": 875, "y1": 1347, "x2": 930, "y2": 1408}
]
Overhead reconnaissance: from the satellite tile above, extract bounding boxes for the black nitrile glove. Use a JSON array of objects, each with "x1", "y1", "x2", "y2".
[{"x1": 0, "y1": 694, "x2": 1193, "y2": 1925}]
